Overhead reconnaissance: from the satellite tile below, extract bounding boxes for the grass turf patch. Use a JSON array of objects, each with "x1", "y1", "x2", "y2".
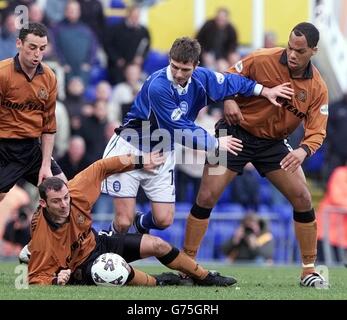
[{"x1": 1, "y1": 262, "x2": 346, "y2": 300}]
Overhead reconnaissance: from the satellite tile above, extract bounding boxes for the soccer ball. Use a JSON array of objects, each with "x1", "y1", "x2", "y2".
[{"x1": 91, "y1": 253, "x2": 131, "y2": 287}]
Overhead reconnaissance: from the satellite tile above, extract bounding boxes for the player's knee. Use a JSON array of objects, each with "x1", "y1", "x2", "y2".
[
  {"x1": 115, "y1": 221, "x2": 131, "y2": 233},
  {"x1": 152, "y1": 207, "x2": 174, "y2": 229},
  {"x1": 196, "y1": 188, "x2": 217, "y2": 208},
  {"x1": 292, "y1": 189, "x2": 312, "y2": 210},
  {"x1": 153, "y1": 214, "x2": 173, "y2": 229},
  {"x1": 115, "y1": 213, "x2": 133, "y2": 232}
]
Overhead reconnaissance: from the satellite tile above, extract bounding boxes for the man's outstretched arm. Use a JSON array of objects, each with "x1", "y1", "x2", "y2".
[{"x1": 68, "y1": 152, "x2": 165, "y2": 212}]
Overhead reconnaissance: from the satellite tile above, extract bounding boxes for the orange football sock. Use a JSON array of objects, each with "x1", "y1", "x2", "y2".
[
  {"x1": 165, "y1": 251, "x2": 208, "y2": 280},
  {"x1": 294, "y1": 220, "x2": 317, "y2": 277},
  {"x1": 183, "y1": 214, "x2": 209, "y2": 260},
  {"x1": 127, "y1": 267, "x2": 157, "y2": 286}
]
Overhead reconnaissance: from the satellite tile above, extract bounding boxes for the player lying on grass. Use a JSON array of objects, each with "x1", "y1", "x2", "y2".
[{"x1": 27, "y1": 152, "x2": 236, "y2": 286}]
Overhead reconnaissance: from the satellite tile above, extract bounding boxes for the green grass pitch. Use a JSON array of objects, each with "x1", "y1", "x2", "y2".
[{"x1": 0, "y1": 262, "x2": 346, "y2": 300}]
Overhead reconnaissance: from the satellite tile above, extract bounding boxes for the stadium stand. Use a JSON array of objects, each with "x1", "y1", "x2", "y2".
[
  {"x1": 104, "y1": 0, "x2": 126, "y2": 26},
  {"x1": 89, "y1": 64, "x2": 108, "y2": 85}
]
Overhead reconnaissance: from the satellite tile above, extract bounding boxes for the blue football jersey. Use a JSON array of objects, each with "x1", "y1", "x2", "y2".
[{"x1": 116, "y1": 66, "x2": 262, "y2": 152}]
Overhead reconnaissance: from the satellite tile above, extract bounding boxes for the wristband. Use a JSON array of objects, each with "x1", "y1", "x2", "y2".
[{"x1": 299, "y1": 144, "x2": 311, "y2": 157}]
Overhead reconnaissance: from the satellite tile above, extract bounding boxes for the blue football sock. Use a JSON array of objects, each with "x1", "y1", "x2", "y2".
[{"x1": 141, "y1": 211, "x2": 165, "y2": 230}]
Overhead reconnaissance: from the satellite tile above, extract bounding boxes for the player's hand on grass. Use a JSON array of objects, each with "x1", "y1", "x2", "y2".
[
  {"x1": 261, "y1": 82, "x2": 294, "y2": 107},
  {"x1": 280, "y1": 148, "x2": 307, "y2": 173},
  {"x1": 218, "y1": 136, "x2": 243, "y2": 156},
  {"x1": 224, "y1": 99, "x2": 244, "y2": 125},
  {"x1": 57, "y1": 269, "x2": 71, "y2": 285}
]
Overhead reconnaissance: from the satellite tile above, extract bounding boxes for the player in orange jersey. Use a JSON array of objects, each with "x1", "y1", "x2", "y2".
[
  {"x1": 183, "y1": 22, "x2": 329, "y2": 288},
  {"x1": 28, "y1": 152, "x2": 236, "y2": 287}
]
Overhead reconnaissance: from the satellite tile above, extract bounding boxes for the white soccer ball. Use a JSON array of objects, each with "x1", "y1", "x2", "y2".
[{"x1": 91, "y1": 253, "x2": 131, "y2": 287}]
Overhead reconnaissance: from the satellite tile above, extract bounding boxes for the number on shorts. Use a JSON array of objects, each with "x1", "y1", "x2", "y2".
[{"x1": 169, "y1": 169, "x2": 174, "y2": 185}]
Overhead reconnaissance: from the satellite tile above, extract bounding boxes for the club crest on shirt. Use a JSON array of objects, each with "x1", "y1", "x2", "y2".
[
  {"x1": 296, "y1": 90, "x2": 307, "y2": 103},
  {"x1": 38, "y1": 87, "x2": 49, "y2": 100},
  {"x1": 77, "y1": 213, "x2": 85, "y2": 225}
]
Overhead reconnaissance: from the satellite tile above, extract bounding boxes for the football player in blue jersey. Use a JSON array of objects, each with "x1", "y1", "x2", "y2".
[{"x1": 101, "y1": 37, "x2": 293, "y2": 234}]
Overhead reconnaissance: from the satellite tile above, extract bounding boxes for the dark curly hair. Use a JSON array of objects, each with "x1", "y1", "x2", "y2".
[
  {"x1": 292, "y1": 22, "x2": 319, "y2": 48},
  {"x1": 169, "y1": 37, "x2": 201, "y2": 65},
  {"x1": 18, "y1": 22, "x2": 48, "y2": 42}
]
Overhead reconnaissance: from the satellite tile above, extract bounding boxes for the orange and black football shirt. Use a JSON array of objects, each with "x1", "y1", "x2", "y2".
[
  {"x1": 0, "y1": 54, "x2": 57, "y2": 139},
  {"x1": 28, "y1": 154, "x2": 137, "y2": 285},
  {"x1": 228, "y1": 47, "x2": 329, "y2": 156}
]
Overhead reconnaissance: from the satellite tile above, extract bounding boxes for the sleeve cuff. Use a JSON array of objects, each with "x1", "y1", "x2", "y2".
[{"x1": 253, "y1": 84, "x2": 263, "y2": 96}]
